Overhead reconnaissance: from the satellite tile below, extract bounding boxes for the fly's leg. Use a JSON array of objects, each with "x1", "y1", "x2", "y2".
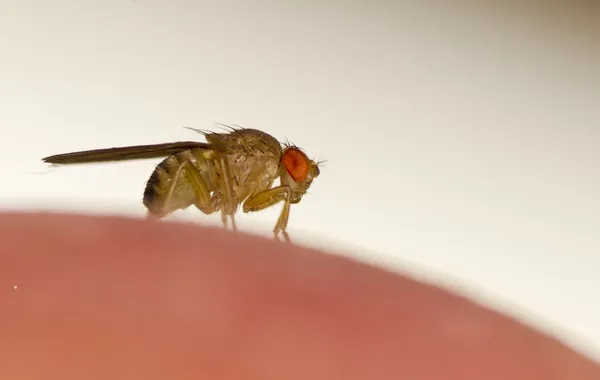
[
  {"x1": 220, "y1": 211, "x2": 238, "y2": 231},
  {"x1": 221, "y1": 211, "x2": 229, "y2": 229},
  {"x1": 162, "y1": 160, "x2": 214, "y2": 217},
  {"x1": 229, "y1": 211, "x2": 238, "y2": 231},
  {"x1": 145, "y1": 212, "x2": 160, "y2": 220},
  {"x1": 243, "y1": 186, "x2": 293, "y2": 242},
  {"x1": 215, "y1": 153, "x2": 238, "y2": 231}
]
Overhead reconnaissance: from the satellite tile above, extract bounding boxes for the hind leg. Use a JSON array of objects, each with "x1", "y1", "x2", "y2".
[
  {"x1": 146, "y1": 159, "x2": 217, "y2": 221},
  {"x1": 174, "y1": 159, "x2": 239, "y2": 232}
]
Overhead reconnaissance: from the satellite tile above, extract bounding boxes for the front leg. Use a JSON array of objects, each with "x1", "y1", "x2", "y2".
[{"x1": 243, "y1": 186, "x2": 293, "y2": 242}]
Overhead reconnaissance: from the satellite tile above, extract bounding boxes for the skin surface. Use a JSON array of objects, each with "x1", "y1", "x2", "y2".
[{"x1": 0, "y1": 212, "x2": 598, "y2": 379}]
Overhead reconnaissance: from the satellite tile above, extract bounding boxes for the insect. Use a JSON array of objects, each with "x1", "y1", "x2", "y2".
[{"x1": 42, "y1": 125, "x2": 322, "y2": 242}]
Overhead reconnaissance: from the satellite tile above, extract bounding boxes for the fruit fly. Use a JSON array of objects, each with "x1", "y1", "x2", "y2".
[{"x1": 42, "y1": 126, "x2": 321, "y2": 242}]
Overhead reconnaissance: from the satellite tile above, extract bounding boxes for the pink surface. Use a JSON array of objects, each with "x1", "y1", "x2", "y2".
[{"x1": 0, "y1": 212, "x2": 598, "y2": 379}]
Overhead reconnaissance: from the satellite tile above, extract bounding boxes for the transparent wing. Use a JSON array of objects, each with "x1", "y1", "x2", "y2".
[{"x1": 42, "y1": 141, "x2": 212, "y2": 164}]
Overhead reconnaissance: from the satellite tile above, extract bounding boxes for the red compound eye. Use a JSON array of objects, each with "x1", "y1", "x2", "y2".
[{"x1": 282, "y1": 148, "x2": 309, "y2": 182}]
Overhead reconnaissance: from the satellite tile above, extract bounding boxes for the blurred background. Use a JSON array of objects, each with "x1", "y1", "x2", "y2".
[{"x1": 1, "y1": 0, "x2": 599, "y2": 361}]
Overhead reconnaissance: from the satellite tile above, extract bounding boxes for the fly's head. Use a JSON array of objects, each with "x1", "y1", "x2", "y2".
[{"x1": 279, "y1": 146, "x2": 321, "y2": 204}]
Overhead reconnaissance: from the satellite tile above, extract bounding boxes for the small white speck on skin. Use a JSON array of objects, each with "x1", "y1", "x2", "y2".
[{"x1": 13, "y1": 285, "x2": 17, "y2": 290}]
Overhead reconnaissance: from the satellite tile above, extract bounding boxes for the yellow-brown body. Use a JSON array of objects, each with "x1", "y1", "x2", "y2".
[{"x1": 42, "y1": 127, "x2": 321, "y2": 241}]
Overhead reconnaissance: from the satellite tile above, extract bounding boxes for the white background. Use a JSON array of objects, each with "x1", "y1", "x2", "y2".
[{"x1": 1, "y1": 0, "x2": 599, "y2": 361}]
